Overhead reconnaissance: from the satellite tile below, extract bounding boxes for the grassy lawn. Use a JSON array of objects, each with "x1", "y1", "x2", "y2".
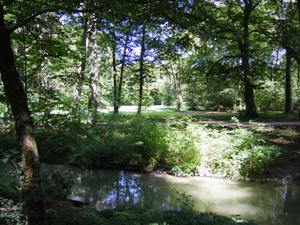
[
  {"x1": 257, "y1": 111, "x2": 299, "y2": 121},
  {"x1": 97, "y1": 107, "x2": 236, "y2": 122},
  {"x1": 96, "y1": 107, "x2": 299, "y2": 123}
]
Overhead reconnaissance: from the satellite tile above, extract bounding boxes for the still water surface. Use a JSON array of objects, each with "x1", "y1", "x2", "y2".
[{"x1": 47, "y1": 165, "x2": 300, "y2": 225}]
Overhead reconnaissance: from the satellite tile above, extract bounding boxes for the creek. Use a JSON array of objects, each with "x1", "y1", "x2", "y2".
[{"x1": 46, "y1": 165, "x2": 300, "y2": 225}]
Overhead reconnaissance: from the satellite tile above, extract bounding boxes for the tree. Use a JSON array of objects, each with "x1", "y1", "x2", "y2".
[
  {"x1": 110, "y1": 21, "x2": 131, "y2": 113},
  {"x1": 276, "y1": 0, "x2": 300, "y2": 113},
  {"x1": 285, "y1": 48, "x2": 293, "y2": 113},
  {"x1": 0, "y1": 3, "x2": 41, "y2": 223},
  {"x1": 175, "y1": 0, "x2": 272, "y2": 116},
  {"x1": 73, "y1": 14, "x2": 90, "y2": 116},
  {"x1": 0, "y1": 1, "x2": 81, "y2": 223},
  {"x1": 88, "y1": 14, "x2": 100, "y2": 124},
  {"x1": 137, "y1": 24, "x2": 146, "y2": 115}
]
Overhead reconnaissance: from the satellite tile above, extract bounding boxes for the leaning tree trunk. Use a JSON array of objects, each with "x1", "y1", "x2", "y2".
[
  {"x1": 137, "y1": 25, "x2": 146, "y2": 115},
  {"x1": 88, "y1": 18, "x2": 99, "y2": 124},
  {"x1": 73, "y1": 17, "x2": 89, "y2": 116},
  {"x1": 285, "y1": 48, "x2": 293, "y2": 113},
  {"x1": 0, "y1": 5, "x2": 43, "y2": 224},
  {"x1": 240, "y1": 2, "x2": 258, "y2": 118}
]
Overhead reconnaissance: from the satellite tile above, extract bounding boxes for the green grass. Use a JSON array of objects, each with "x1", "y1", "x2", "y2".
[
  {"x1": 257, "y1": 111, "x2": 298, "y2": 121},
  {"x1": 99, "y1": 109, "x2": 299, "y2": 123},
  {"x1": 96, "y1": 109, "x2": 235, "y2": 123}
]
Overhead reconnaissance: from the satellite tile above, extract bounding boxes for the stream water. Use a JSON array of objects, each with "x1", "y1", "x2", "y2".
[{"x1": 46, "y1": 165, "x2": 300, "y2": 225}]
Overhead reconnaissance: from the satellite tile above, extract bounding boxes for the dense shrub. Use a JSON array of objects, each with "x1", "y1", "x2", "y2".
[
  {"x1": 68, "y1": 118, "x2": 169, "y2": 169},
  {"x1": 0, "y1": 116, "x2": 282, "y2": 179},
  {"x1": 0, "y1": 197, "x2": 24, "y2": 225},
  {"x1": 165, "y1": 127, "x2": 200, "y2": 175},
  {"x1": 190, "y1": 123, "x2": 281, "y2": 179},
  {"x1": 256, "y1": 80, "x2": 284, "y2": 111}
]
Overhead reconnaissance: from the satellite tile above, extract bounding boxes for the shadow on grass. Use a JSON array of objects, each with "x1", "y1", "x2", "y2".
[{"x1": 46, "y1": 206, "x2": 256, "y2": 225}]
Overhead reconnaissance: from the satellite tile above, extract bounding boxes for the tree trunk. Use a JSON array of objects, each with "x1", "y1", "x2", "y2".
[
  {"x1": 0, "y1": 5, "x2": 43, "y2": 224},
  {"x1": 240, "y1": 2, "x2": 258, "y2": 118},
  {"x1": 88, "y1": 18, "x2": 99, "y2": 124},
  {"x1": 170, "y1": 63, "x2": 183, "y2": 111},
  {"x1": 116, "y1": 33, "x2": 130, "y2": 113},
  {"x1": 137, "y1": 25, "x2": 146, "y2": 115},
  {"x1": 112, "y1": 40, "x2": 118, "y2": 113},
  {"x1": 285, "y1": 48, "x2": 293, "y2": 113},
  {"x1": 73, "y1": 17, "x2": 89, "y2": 116}
]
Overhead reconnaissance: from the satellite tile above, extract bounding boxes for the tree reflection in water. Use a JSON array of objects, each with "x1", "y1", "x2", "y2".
[{"x1": 45, "y1": 165, "x2": 300, "y2": 225}]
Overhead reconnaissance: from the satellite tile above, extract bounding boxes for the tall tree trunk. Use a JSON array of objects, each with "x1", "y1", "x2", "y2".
[
  {"x1": 39, "y1": 62, "x2": 52, "y2": 125},
  {"x1": 137, "y1": 25, "x2": 146, "y2": 115},
  {"x1": 170, "y1": 63, "x2": 183, "y2": 111},
  {"x1": 116, "y1": 33, "x2": 130, "y2": 114},
  {"x1": 285, "y1": 48, "x2": 293, "y2": 113},
  {"x1": 88, "y1": 18, "x2": 99, "y2": 124},
  {"x1": 0, "y1": 5, "x2": 43, "y2": 224},
  {"x1": 240, "y1": 2, "x2": 258, "y2": 118},
  {"x1": 112, "y1": 40, "x2": 118, "y2": 114},
  {"x1": 73, "y1": 17, "x2": 89, "y2": 116}
]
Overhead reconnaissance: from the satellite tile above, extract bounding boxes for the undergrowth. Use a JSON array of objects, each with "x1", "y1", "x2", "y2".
[{"x1": 0, "y1": 117, "x2": 281, "y2": 178}]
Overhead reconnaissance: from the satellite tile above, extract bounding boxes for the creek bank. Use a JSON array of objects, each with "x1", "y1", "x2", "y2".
[
  {"x1": 47, "y1": 161, "x2": 300, "y2": 185},
  {"x1": 153, "y1": 165, "x2": 300, "y2": 185}
]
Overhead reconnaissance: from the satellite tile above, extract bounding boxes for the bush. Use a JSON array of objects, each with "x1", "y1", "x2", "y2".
[
  {"x1": 164, "y1": 127, "x2": 200, "y2": 175},
  {"x1": 69, "y1": 118, "x2": 168, "y2": 169},
  {"x1": 56, "y1": 117, "x2": 201, "y2": 174},
  {"x1": 0, "y1": 197, "x2": 24, "y2": 225},
  {"x1": 191, "y1": 123, "x2": 281, "y2": 179}
]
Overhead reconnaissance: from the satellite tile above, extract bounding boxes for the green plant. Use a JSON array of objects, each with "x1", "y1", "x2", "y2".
[
  {"x1": 69, "y1": 117, "x2": 168, "y2": 169},
  {"x1": 39, "y1": 169, "x2": 74, "y2": 202},
  {"x1": 165, "y1": 126, "x2": 201, "y2": 175},
  {"x1": 191, "y1": 124, "x2": 281, "y2": 179},
  {"x1": 0, "y1": 197, "x2": 24, "y2": 225}
]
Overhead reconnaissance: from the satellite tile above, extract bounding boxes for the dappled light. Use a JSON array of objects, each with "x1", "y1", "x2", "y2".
[
  {"x1": 1, "y1": 0, "x2": 300, "y2": 225},
  {"x1": 41, "y1": 165, "x2": 300, "y2": 225}
]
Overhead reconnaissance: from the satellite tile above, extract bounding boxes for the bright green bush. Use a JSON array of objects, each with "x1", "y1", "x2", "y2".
[
  {"x1": 69, "y1": 118, "x2": 168, "y2": 169},
  {"x1": 67, "y1": 118, "x2": 202, "y2": 174},
  {"x1": 191, "y1": 124, "x2": 281, "y2": 179},
  {"x1": 165, "y1": 127, "x2": 200, "y2": 175}
]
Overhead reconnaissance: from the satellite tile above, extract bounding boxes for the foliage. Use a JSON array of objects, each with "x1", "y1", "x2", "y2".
[
  {"x1": 45, "y1": 206, "x2": 256, "y2": 225},
  {"x1": 0, "y1": 113, "x2": 284, "y2": 179},
  {"x1": 0, "y1": 197, "x2": 24, "y2": 225},
  {"x1": 68, "y1": 117, "x2": 168, "y2": 169},
  {"x1": 256, "y1": 80, "x2": 285, "y2": 111},
  {"x1": 190, "y1": 121, "x2": 281, "y2": 179},
  {"x1": 165, "y1": 124, "x2": 200, "y2": 175},
  {"x1": 39, "y1": 169, "x2": 74, "y2": 202}
]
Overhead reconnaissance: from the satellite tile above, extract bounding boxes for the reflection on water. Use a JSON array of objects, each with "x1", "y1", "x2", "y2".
[{"x1": 45, "y1": 165, "x2": 300, "y2": 225}]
